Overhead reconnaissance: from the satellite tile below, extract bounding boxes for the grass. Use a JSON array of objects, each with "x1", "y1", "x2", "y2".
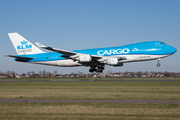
[
  {"x1": 0, "y1": 102, "x2": 180, "y2": 120},
  {"x1": 0, "y1": 80, "x2": 180, "y2": 119},
  {"x1": 0, "y1": 81, "x2": 180, "y2": 100}
]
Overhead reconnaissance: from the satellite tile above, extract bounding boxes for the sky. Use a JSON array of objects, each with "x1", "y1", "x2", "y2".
[{"x1": 0, "y1": 0, "x2": 180, "y2": 74}]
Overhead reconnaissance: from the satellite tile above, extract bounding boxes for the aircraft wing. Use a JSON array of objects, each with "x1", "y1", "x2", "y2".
[
  {"x1": 35, "y1": 42, "x2": 77, "y2": 56},
  {"x1": 5, "y1": 55, "x2": 35, "y2": 59},
  {"x1": 35, "y1": 42, "x2": 102, "y2": 59}
]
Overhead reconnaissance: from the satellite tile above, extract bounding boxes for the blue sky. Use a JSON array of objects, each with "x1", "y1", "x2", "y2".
[{"x1": 0, "y1": 0, "x2": 180, "y2": 74}]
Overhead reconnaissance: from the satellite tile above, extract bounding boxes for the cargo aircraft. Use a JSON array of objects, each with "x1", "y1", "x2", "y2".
[{"x1": 6, "y1": 33, "x2": 177, "y2": 73}]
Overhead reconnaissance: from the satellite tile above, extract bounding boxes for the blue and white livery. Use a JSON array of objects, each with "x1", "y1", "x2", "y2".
[{"x1": 6, "y1": 33, "x2": 177, "y2": 73}]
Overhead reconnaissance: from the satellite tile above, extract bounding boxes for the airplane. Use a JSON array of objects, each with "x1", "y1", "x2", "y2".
[{"x1": 6, "y1": 32, "x2": 177, "y2": 73}]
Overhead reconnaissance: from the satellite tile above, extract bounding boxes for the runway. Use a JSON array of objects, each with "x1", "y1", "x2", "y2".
[
  {"x1": 0, "y1": 99, "x2": 180, "y2": 104},
  {"x1": 0, "y1": 79, "x2": 180, "y2": 82}
]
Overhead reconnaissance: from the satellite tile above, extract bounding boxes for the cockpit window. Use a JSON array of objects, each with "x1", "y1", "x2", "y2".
[{"x1": 161, "y1": 42, "x2": 165, "y2": 44}]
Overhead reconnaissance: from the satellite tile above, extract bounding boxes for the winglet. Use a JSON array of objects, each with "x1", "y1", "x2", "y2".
[{"x1": 35, "y1": 42, "x2": 47, "y2": 48}]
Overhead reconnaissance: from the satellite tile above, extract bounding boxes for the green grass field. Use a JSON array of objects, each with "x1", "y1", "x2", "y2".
[
  {"x1": 0, "y1": 81, "x2": 180, "y2": 100},
  {"x1": 1, "y1": 103, "x2": 180, "y2": 120},
  {"x1": 0, "y1": 80, "x2": 180, "y2": 119}
]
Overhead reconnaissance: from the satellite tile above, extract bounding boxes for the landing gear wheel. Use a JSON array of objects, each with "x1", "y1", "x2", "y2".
[
  {"x1": 157, "y1": 63, "x2": 160, "y2": 67},
  {"x1": 89, "y1": 69, "x2": 93, "y2": 72},
  {"x1": 157, "y1": 58, "x2": 161, "y2": 67},
  {"x1": 99, "y1": 69, "x2": 103, "y2": 73},
  {"x1": 89, "y1": 68, "x2": 97, "y2": 72},
  {"x1": 99, "y1": 67, "x2": 104, "y2": 70},
  {"x1": 89, "y1": 65, "x2": 105, "y2": 73}
]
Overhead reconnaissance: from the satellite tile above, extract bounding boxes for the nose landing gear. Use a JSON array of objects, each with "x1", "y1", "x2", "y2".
[{"x1": 157, "y1": 59, "x2": 161, "y2": 67}]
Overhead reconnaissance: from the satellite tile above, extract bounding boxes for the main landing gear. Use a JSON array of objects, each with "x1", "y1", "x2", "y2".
[
  {"x1": 157, "y1": 58, "x2": 161, "y2": 67},
  {"x1": 89, "y1": 65, "x2": 105, "y2": 73}
]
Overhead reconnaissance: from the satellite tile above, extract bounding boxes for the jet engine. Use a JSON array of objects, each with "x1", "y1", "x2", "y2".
[
  {"x1": 76, "y1": 55, "x2": 92, "y2": 62},
  {"x1": 107, "y1": 58, "x2": 118, "y2": 65}
]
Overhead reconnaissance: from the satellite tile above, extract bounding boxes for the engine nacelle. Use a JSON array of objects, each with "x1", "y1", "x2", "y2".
[
  {"x1": 107, "y1": 58, "x2": 118, "y2": 65},
  {"x1": 113, "y1": 63, "x2": 123, "y2": 67},
  {"x1": 78, "y1": 55, "x2": 92, "y2": 62}
]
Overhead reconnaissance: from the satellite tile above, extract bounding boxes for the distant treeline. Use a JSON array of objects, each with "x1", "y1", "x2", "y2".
[{"x1": 0, "y1": 70, "x2": 179, "y2": 78}]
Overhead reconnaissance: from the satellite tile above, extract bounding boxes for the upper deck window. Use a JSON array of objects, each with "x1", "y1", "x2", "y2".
[{"x1": 161, "y1": 42, "x2": 165, "y2": 44}]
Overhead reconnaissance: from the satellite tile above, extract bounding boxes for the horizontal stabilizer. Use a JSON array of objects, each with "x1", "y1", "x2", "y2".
[{"x1": 5, "y1": 55, "x2": 35, "y2": 60}]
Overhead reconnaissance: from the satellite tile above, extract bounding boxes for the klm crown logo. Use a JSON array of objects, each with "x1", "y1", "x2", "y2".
[{"x1": 21, "y1": 40, "x2": 28, "y2": 45}]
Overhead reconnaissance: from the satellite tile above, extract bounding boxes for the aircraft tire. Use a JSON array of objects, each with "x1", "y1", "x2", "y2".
[
  {"x1": 99, "y1": 69, "x2": 103, "y2": 73},
  {"x1": 157, "y1": 63, "x2": 160, "y2": 67}
]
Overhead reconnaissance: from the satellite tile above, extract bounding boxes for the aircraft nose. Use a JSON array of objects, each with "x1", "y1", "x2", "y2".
[{"x1": 166, "y1": 45, "x2": 177, "y2": 54}]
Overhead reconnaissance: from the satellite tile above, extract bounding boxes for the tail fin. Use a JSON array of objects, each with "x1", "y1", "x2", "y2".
[{"x1": 8, "y1": 32, "x2": 44, "y2": 55}]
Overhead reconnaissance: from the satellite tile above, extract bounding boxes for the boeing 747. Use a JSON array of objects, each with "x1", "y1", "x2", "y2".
[{"x1": 6, "y1": 33, "x2": 177, "y2": 73}]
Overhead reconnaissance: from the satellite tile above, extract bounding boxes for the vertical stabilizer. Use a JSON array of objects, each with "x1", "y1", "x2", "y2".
[{"x1": 8, "y1": 33, "x2": 44, "y2": 55}]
